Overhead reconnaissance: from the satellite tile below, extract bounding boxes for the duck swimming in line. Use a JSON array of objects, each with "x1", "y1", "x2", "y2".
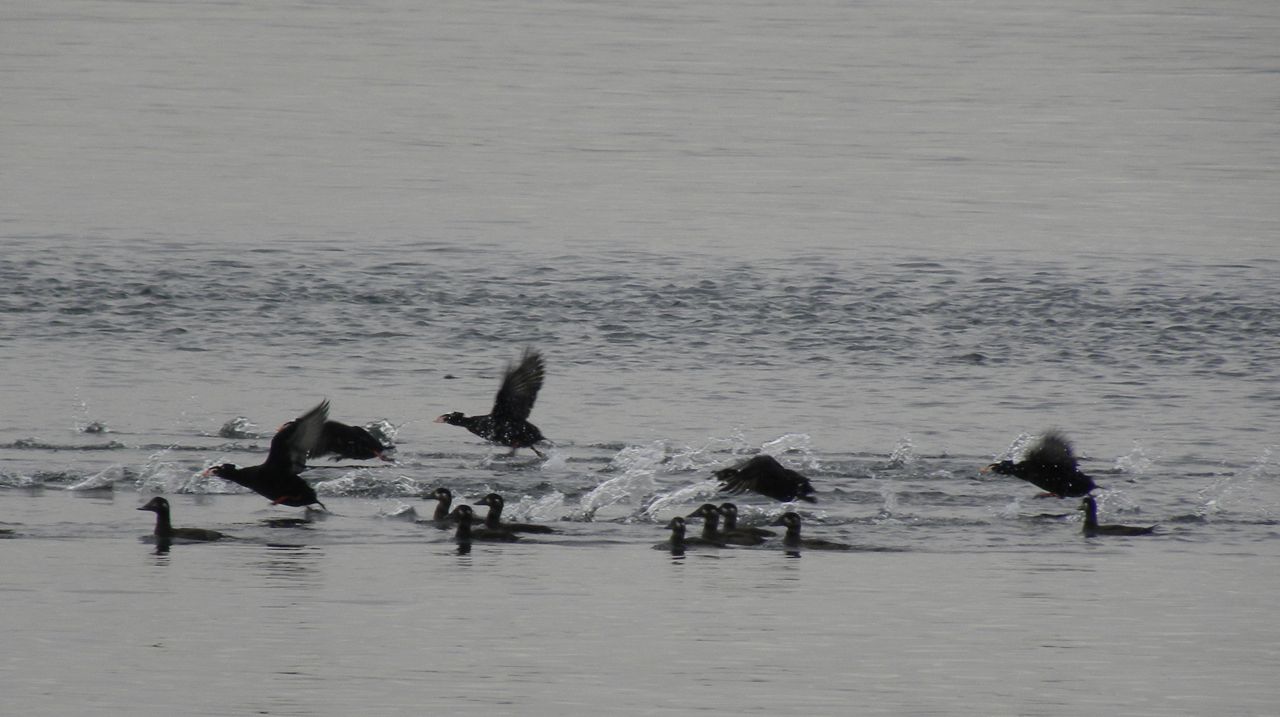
[
  {"x1": 1080, "y1": 496, "x2": 1157, "y2": 537},
  {"x1": 448, "y1": 505, "x2": 520, "y2": 543},
  {"x1": 687, "y1": 503, "x2": 763, "y2": 546},
  {"x1": 137, "y1": 497, "x2": 228, "y2": 543},
  {"x1": 983, "y1": 431, "x2": 1098, "y2": 498},
  {"x1": 203, "y1": 400, "x2": 330, "y2": 510},
  {"x1": 716, "y1": 455, "x2": 816, "y2": 503},
  {"x1": 435, "y1": 348, "x2": 549, "y2": 457},
  {"x1": 656, "y1": 515, "x2": 727, "y2": 553},
  {"x1": 770, "y1": 512, "x2": 851, "y2": 551},
  {"x1": 428, "y1": 487, "x2": 457, "y2": 523},
  {"x1": 474, "y1": 493, "x2": 556, "y2": 534},
  {"x1": 717, "y1": 502, "x2": 777, "y2": 539}
]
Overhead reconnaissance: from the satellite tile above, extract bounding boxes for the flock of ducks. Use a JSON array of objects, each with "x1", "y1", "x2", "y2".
[{"x1": 134, "y1": 348, "x2": 1158, "y2": 550}]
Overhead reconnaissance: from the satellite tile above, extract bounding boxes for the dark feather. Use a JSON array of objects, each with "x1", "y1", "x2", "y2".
[{"x1": 716, "y1": 455, "x2": 816, "y2": 503}]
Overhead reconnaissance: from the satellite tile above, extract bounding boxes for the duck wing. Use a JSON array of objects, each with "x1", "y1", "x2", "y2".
[
  {"x1": 265, "y1": 400, "x2": 330, "y2": 474},
  {"x1": 1024, "y1": 432, "x2": 1079, "y2": 472},
  {"x1": 490, "y1": 348, "x2": 545, "y2": 422},
  {"x1": 716, "y1": 455, "x2": 816, "y2": 503},
  {"x1": 317, "y1": 420, "x2": 387, "y2": 460}
]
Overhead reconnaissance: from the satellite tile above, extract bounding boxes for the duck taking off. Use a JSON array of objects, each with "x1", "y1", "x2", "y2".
[{"x1": 436, "y1": 348, "x2": 548, "y2": 457}]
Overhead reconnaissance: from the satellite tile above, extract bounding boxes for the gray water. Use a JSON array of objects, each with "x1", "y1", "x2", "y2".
[{"x1": 3, "y1": 0, "x2": 1280, "y2": 714}]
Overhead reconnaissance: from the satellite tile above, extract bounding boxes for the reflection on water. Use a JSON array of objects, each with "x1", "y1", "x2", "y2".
[{"x1": 251, "y1": 544, "x2": 325, "y2": 589}]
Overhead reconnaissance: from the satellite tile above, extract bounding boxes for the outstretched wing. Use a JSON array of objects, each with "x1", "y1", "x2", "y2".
[
  {"x1": 266, "y1": 400, "x2": 330, "y2": 474},
  {"x1": 490, "y1": 348, "x2": 545, "y2": 422},
  {"x1": 716, "y1": 455, "x2": 816, "y2": 502},
  {"x1": 317, "y1": 420, "x2": 387, "y2": 460},
  {"x1": 1025, "y1": 431, "x2": 1078, "y2": 472}
]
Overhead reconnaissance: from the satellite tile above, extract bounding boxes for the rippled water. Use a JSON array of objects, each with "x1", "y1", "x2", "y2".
[{"x1": 3, "y1": 0, "x2": 1279, "y2": 714}]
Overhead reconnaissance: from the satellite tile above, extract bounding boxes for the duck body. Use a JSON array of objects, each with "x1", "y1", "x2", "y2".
[
  {"x1": 474, "y1": 493, "x2": 556, "y2": 534},
  {"x1": 137, "y1": 497, "x2": 227, "y2": 542},
  {"x1": 657, "y1": 516, "x2": 727, "y2": 551},
  {"x1": 687, "y1": 503, "x2": 762, "y2": 546},
  {"x1": 718, "y1": 502, "x2": 777, "y2": 539},
  {"x1": 204, "y1": 400, "x2": 329, "y2": 509},
  {"x1": 436, "y1": 348, "x2": 548, "y2": 457},
  {"x1": 1080, "y1": 497, "x2": 1156, "y2": 537},
  {"x1": 770, "y1": 512, "x2": 851, "y2": 551},
  {"x1": 984, "y1": 431, "x2": 1098, "y2": 498},
  {"x1": 448, "y1": 505, "x2": 520, "y2": 543},
  {"x1": 716, "y1": 455, "x2": 816, "y2": 503}
]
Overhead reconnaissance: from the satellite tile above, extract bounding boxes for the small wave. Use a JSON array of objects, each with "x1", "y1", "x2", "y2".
[{"x1": 3, "y1": 439, "x2": 130, "y2": 451}]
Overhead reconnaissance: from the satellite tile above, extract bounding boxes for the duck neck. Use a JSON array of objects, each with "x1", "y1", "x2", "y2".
[
  {"x1": 152, "y1": 507, "x2": 174, "y2": 538},
  {"x1": 721, "y1": 511, "x2": 737, "y2": 531},
  {"x1": 433, "y1": 497, "x2": 451, "y2": 521},
  {"x1": 670, "y1": 524, "x2": 687, "y2": 547},
  {"x1": 454, "y1": 516, "x2": 472, "y2": 542},
  {"x1": 483, "y1": 504, "x2": 503, "y2": 529},
  {"x1": 700, "y1": 513, "x2": 720, "y2": 540},
  {"x1": 1083, "y1": 500, "x2": 1099, "y2": 529},
  {"x1": 783, "y1": 522, "x2": 803, "y2": 546}
]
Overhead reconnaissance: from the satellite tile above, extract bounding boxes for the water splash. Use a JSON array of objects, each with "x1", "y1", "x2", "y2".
[
  {"x1": 886, "y1": 436, "x2": 916, "y2": 468},
  {"x1": 377, "y1": 501, "x2": 419, "y2": 521},
  {"x1": 218, "y1": 416, "x2": 260, "y2": 439},
  {"x1": 504, "y1": 492, "x2": 566, "y2": 522},
  {"x1": 1114, "y1": 441, "x2": 1154, "y2": 475},
  {"x1": 364, "y1": 419, "x2": 398, "y2": 447},
  {"x1": 314, "y1": 469, "x2": 422, "y2": 498},
  {"x1": 640, "y1": 480, "x2": 721, "y2": 521},
  {"x1": 132, "y1": 448, "x2": 193, "y2": 493},
  {"x1": 993, "y1": 432, "x2": 1035, "y2": 462},
  {"x1": 577, "y1": 442, "x2": 667, "y2": 519},
  {"x1": 1197, "y1": 448, "x2": 1276, "y2": 519},
  {"x1": 67, "y1": 464, "x2": 128, "y2": 490}
]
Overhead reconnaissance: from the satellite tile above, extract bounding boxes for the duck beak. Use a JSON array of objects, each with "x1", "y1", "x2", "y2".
[
  {"x1": 979, "y1": 464, "x2": 994, "y2": 474},
  {"x1": 433, "y1": 415, "x2": 448, "y2": 423}
]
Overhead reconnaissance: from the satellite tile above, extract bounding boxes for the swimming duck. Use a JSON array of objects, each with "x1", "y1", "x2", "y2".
[
  {"x1": 428, "y1": 487, "x2": 457, "y2": 522},
  {"x1": 983, "y1": 431, "x2": 1098, "y2": 498},
  {"x1": 656, "y1": 515, "x2": 726, "y2": 552},
  {"x1": 1080, "y1": 496, "x2": 1156, "y2": 537},
  {"x1": 137, "y1": 497, "x2": 227, "y2": 542},
  {"x1": 770, "y1": 512, "x2": 851, "y2": 551},
  {"x1": 687, "y1": 503, "x2": 763, "y2": 546},
  {"x1": 448, "y1": 505, "x2": 520, "y2": 543},
  {"x1": 203, "y1": 400, "x2": 329, "y2": 509},
  {"x1": 435, "y1": 348, "x2": 548, "y2": 457},
  {"x1": 717, "y1": 502, "x2": 777, "y2": 539},
  {"x1": 474, "y1": 493, "x2": 556, "y2": 534},
  {"x1": 716, "y1": 455, "x2": 816, "y2": 503}
]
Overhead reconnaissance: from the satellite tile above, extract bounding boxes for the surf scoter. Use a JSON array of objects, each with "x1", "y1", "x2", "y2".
[
  {"x1": 770, "y1": 512, "x2": 851, "y2": 551},
  {"x1": 687, "y1": 503, "x2": 763, "y2": 546},
  {"x1": 717, "y1": 502, "x2": 777, "y2": 539},
  {"x1": 474, "y1": 493, "x2": 556, "y2": 534},
  {"x1": 428, "y1": 487, "x2": 458, "y2": 522},
  {"x1": 314, "y1": 420, "x2": 392, "y2": 462},
  {"x1": 435, "y1": 348, "x2": 548, "y2": 457},
  {"x1": 656, "y1": 515, "x2": 726, "y2": 552},
  {"x1": 137, "y1": 497, "x2": 227, "y2": 542},
  {"x1": 203, "y1": 400, "x2": 329, "y2": 509},
  {"x1": 716, "y1": 455, "x2": 816, "y2": 503},
  {"x1": 448, "y1": 504, "x2": 519, "y2": 543},
  {"x1": 1080, "y1": 496, "x2": 1156, "y2": 537},
  {"x1": 982, "y1": 431, "x2": 1098, "y2": 498}
]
